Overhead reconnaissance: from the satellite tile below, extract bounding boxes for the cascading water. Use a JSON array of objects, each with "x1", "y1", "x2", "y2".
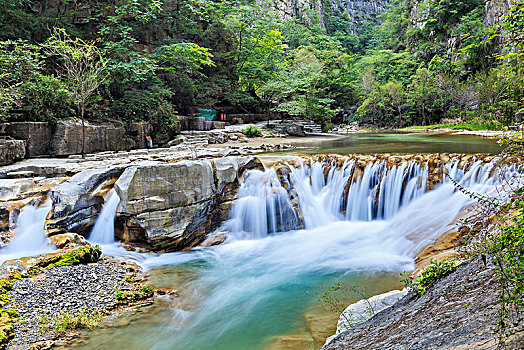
[
  {"x1": 225, "y1": 168, "x2": 301, "y2": 240},
  {"x1": 0, "y1": 200, "x2": 53, "y2": 264},
  {"x1": 89, "y1": 190, "x2": 120, "y2": 245},
  {"x1": 71, "y1": 157, "x2": 522, "y2": 350}
]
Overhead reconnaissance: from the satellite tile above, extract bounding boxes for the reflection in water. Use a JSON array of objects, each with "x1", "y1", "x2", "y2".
[{"x1": 268, "y1": 132, "x2": 501, "y2": 155}]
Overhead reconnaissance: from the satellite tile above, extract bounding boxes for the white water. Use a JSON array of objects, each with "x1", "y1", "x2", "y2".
[
  {"x1": 0, "y1": 201, "x2": 53, "y2": 264},
  {"x1": 89, "y1": 190, "x2": 120, "y2": 245},
  {"x1": 72, "y1": 158, "x2": 523, "y2": 350}
]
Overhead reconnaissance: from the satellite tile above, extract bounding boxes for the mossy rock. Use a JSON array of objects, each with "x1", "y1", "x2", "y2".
[
  {"x1": 0, "y1": 314, "x2": 14, "y2": 350},
  {"x1": 0, "y1": 281, "x2": 13, "y2": 310},
  {"x1": 36, "y1": 247, "x2": 102, "y2": 270}
]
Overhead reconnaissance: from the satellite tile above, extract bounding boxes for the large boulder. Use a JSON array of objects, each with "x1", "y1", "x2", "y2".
[
  {"x1": 127, "y1": 122, "x2": 152, "y2": 149},
  {"x1": 48, "y1": 165, "x2": 128, "y2": 235},
  {"x1": 114, "y1": 157, "x2": 262, "y2": 250},
  {"x1": 285, "y1": 124, "x2": 306, "y2": 137},
  {"x1": 0, "y1": 122, "x2": 52, "y2": 157},
  {"x1": 0, "y1": 139, "x2": 25, "y2": 166},
  {"x1": 49, "y1": 119, "x2": 130, "y2": 156},
  {"x1": 49, "y1": 232, "x2": 90, "y2": 249}
]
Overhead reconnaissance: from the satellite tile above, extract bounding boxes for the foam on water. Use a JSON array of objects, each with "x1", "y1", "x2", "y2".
[
  {"x1": 0, "y1": 201, "x2": 53, "y2": 264},
  {"x1": 89, "y1": 190, "x2": 120, "y2": 245},
  {"x1": 70, "y1": 158, "x2": 522, "y2": 350}
]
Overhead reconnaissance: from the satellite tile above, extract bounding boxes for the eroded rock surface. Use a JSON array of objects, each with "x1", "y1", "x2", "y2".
[
  {"x1": 0, "y1": 140, "x2": 25, "y2": 166},
  {"x1": 115, "y1": 157, "x2": 263, "y2": 250},
  {"x1": 322, "y1": 256, "x2": 524, "y2": 350}
]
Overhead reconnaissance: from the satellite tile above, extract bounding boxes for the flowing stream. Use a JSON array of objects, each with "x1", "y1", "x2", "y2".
[
  {"x1": 0, "y1": 201, "x2": 53, "y2": 264},
  {"x1": 70, "y1": 157, "x2": 520, "y2": 350},
  {"x1": 89, "y1": 190, "x2": 120, "y2": 245}
]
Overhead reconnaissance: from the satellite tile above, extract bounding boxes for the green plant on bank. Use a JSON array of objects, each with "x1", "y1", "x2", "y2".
[
  {"x1": 240, "y1": 124, "x2": 263, "y2": 138},
  {"x1": 405, "y1": 119, "x2": 504, "y2": 131},
  {"x1": 401, "y1": 258, "x2": 458, "y2": 296},
  {"x1": 115, "y1": 285, "x2": 154, "y2": 304},
  {"x1": 38, "y1": 308, "x2": 102, "y2": 335},
  {"x1": 0, "y1": 280, "x2": 15, "y2": 348},
  {"x1": 310, "y1": 282, "x2": 375, "y2": 328}
]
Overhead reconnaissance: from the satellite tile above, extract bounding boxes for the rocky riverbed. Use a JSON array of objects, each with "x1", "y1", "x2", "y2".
[{"x1": 1, "y1": 248, "x2": 156, "y2": 350}]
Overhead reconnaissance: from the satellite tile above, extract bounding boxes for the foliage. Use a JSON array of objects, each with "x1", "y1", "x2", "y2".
[
  {"x1": 224, "y1": 4, "x2": 287, "y2": 93},
  {"x1": 240, "y1": 124, "x2": 262, "y2": 137},
  {"x1": 0, "y1": 280, "x2": 16, "y2": 348},
  {"x1": 39, "y1": 308, "x2": 102, "y2": 335},
  {"x1": 401, "y1": 259, "x2": 458, "y2": 296},
  {"x1": 312, "y1": 282, "x2": 375, "y2": 328},
  {"x1": 0, "y1": 0, "x2": 523, "y2": 131}
]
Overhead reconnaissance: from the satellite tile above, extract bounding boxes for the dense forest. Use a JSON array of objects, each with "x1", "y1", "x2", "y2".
[{"x1": 1, "y1": 0, "x2": 523, "y2": 133}]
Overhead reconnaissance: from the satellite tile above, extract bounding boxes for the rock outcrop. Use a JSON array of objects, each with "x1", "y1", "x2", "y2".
[
  {"x1": 0, "y1": 139, "x2": 25, "y2": 166},
  {"x1": 114, "y1": 157, "x2": 263, "y2": 250},
  {"x1": 322, "y1": 256, "x2": 524, "y2": 350},
  {"x1": 48, "y1": 165, "x2": 127, "y2": 236},
  {"x1": 0, "y1": 122, "x2": 52, "y2": 157},
  {"x1": 325, "y1": 289, "x2": 408, "y2": 345},
  {"x1": 49, "y1": 119, "x2": 131, "y2": 156}
]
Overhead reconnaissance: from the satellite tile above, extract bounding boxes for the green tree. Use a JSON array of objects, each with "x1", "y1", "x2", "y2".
[
  {"x1": 44, "y1": 28, "x2": 107, "y2": 154},
  {"x1": 225, "y1": 4, "x2": 287, "y2": 94}
]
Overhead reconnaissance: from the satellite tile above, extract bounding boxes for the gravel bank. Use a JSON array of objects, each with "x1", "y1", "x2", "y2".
[{"x1": 5, "y1": 257, "x2": 141, "y2": 350}]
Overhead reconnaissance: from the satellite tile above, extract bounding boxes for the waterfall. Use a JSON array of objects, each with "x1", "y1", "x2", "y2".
[
  {"x1": 225, "y1": 169, "x2": 301, "y2": 240},
  {"x1": 0, "y1": 200, "x2": 53, "y2": 264},
  {"x1": 89, "y1": 190, "x2": 120, "y2": 244},
  {"x1": 81, "y1": 157, "x2": 521, "y2": 350},
  {"x1": 224, "y1": 158, "x2": 521, "y2": 238}
]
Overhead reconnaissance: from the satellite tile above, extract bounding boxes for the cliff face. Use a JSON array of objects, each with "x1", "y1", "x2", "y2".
[
  {"x1": 485, "y1": 0, "x2": 515, "y2": 26},
  {"x1": 326, "y1": 0, "x2": 391, "y2": 31},
  {"x1": 267, "y1": 0, "x2": 391, "y2": 32},
  {"x1": 268, "y1": 0, "x2": 325, "y2": 27}
]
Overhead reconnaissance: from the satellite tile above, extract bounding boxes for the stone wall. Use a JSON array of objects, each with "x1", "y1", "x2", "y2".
[
  {"x1": 49, "y1": 119, "x2": 132, "y2": 156},
  {"x1": 0, "y1": 122, "x2": 52, "y2": 157}
]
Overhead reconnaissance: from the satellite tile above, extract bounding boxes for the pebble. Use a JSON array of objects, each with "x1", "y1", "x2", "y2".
[{"x1": 6, "y1": 258, "x2": 137, "y2": 349}]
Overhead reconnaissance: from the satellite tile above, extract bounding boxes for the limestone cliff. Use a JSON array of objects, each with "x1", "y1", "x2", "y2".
[{"x1": 266, "y1": 0, "x2": 391, "y2": 32}]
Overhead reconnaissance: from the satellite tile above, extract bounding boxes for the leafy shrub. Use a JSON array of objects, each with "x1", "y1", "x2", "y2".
[
  {"x1": 241, "y1": 124, "x2": 263, "y2": 137},
  {"x1": 402, "y1": 258, "x2": 458, "y2": 296}
]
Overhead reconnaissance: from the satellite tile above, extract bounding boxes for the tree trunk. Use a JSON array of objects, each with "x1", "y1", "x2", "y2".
[{"x1": 81, "y1": 104, "x2": 86, "y2": 156}]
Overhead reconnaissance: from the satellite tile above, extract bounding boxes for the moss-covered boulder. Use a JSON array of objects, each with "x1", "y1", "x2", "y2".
[{"x1": 36, "y1": 247, "x2": 102, "y2": 270}]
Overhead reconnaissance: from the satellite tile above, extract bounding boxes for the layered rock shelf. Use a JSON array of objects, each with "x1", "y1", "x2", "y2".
[{"x1": 0, "y1": 150, "x2": 520, "y2": 252}]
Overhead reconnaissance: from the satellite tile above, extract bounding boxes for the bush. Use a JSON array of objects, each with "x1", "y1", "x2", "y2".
[
  {"x1": 241, "y1": 124, "x2": 263, "y2": 137},
  {"x1": 402, "y1": 258, "x2": 458, "y2": 296}
]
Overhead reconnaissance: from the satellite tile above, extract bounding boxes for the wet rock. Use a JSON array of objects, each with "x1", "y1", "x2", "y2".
[
  {"x1": 0, "y1": 139, "x2": 25, "y2": 166},
  {"x1": 48, "y1": 166, "x2": 128, "y2": 235},
  {"x1": 115, "y1": 157, "x2": 262, "y2": 251},
  {"x1": 48, "y1": 233, "x2": 90, "y2": 249}
]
